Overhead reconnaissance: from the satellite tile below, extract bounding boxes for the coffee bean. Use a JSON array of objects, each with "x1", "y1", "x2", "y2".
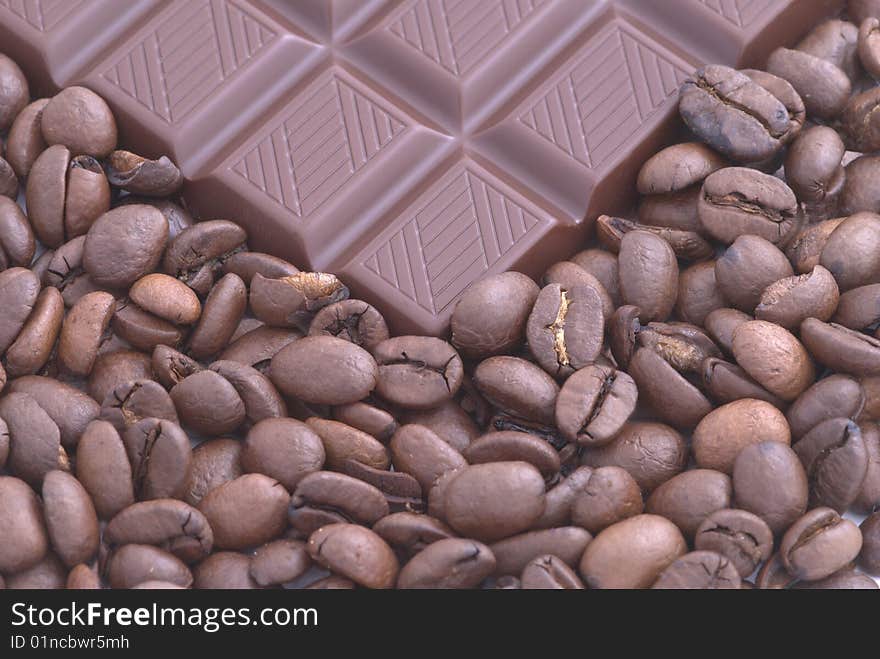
[
  {"x1": 221, "y1": 251, "x2": 298, "y2": 284},
  {"x1": 373, "y1": 512, "x2": 454, "y2": 558},
  {"x1": 780, "y1": 507, "x2": 863, "y2": 581},
  {"x1": 123, "y1": 418, "x2": 191, "y2": 501},
  {"x1": 334, "y1": 401, "x2": 398, "y2": 444},
  {"x1": 41, "y1": 470, "x2": 99, "y2": 568},
  {"x1": 171, "y1": 370, "x2": 246, "y2": 436},
  {"x1": 83, "y1": 205, "x2": 168, "y2": 288},
  {"x1": 854, "y1": 421, "x2": 880, "y2": 512},
  {"x1": 101, "y1": 379, "x2": 178, "y2": 431},
  {"x1": 75, "y1": 420, "x2": 133, "y2": 519},
  {"x1": 209, "y1": 360, "x2": 287, "y2": 426},
  {"x1": 150, "y1": 345, "x2": 200, "y2": 390},
  {"x1": 695, "y1": 508, "x2": 773, "y2": 577},
  {"x1": 0, "y1": 392, "x2": 68, "y2": 486},
  {"x1": 290, "y1": 471, "x2": 388, "y2": 533},
  {"x1": 308, "y1": 299, "x2": 389, "y2": 351},
  {"x1": 628, "y1": 347, "x2": 713, "y2": 430},
  {"x1": 824, "y1": 213, "x2": 880, "y2": 292},
  {"x1": 618, "y1": 230, "x2": 678, "y2": 323},
  {"x1": 247, "y1": 539, "x2": 311, "y2": 587},
  {"x1": 105, "y1": 499, "x2": 213, "y2": 564},
  {"x1": 679, "y1": 65, "x2": 793, "y2": 162},
  {"x1": 473, "y1": 356, "x2": 559, "y2": 426},
  {"x1": 596, "y1": 214, "x2": 713, "y2": 262},
  {"x1": 766, "y1": 47, "x2": 851, "y2": 119},
  {"x1": 220, "y1": 325, "x2": 300, "y2": 373},
  {"x1": 647, "y1": 469, "x2": 732, "y2": 541},
  {"x1": 464, "y1": 431, "x2": 559, "y2": 479},
  {"x1": 0, "y1": 156, "x2": 16, "y2": 200},
  {"x1": 308, "y1": 524, "x2": 398, "y2": 589},
  {"x1": 715, "y1": 235, "x2": 794, "y2": 312},
  {"x1": 704, "y1": 307, "x2": 751, "y2": 355},
  {"x1": 389, "y1": 424, "x2": 467, "y2": 492},
  {"x1": 787, "y1": 375, "x2": 864, "y2": 440},
  {"x1": 732, "y1": 321, "x2": 815, "y2": 401},
  {"x1": 701, "y1": 358, "x2": 785, "y2": 407},
  {"x1": 248, "y1": 273, "x2": 307, "y2": 328},
  {"x1": 542, "y1": 261, "x2": 614, "y2": 321},
  {"x1": 520, "y1": 554, "x2": 585, "y2": 589},
  {"x1": 801, "y1": 318, "x2": 880, "y2": 376},
  {"x1": 490, "y1": 527, "x2": 592, "y2": 577},
  {"x1": 398, "y1": 538, "x2": 495, "y2": 589},
  {"x1": 651, "y1": 550, "x2": 741, "y2": 589},
  {"x1": 451, "y1": 272, "x2": 539, "y2": 359},
  {"x1": 676, "y1": 261, "x2": 727, "y2": 326},
  {"x1": 533, "y1": 466, "x2": 595, "y2": 530},
  {"x1": 41, "y1": 86, "x2": 116, "y2": 158},
  {"x1": 0, "y1": 476, "x2": 48, "y2": 574},
  {"x1": 793, "y1": 418, "x2": 868, "y2": 512},
  {"x1": 637, "y1": 142, "x2": 728, "y2": 196},
  {"x1": 106, "y1": 544, "x2": 191, "y2": 589},
  {"x1": 106, "y1": 150, "x2": 182, "y2": 196},
  {"x1": 554, "y1": 364, "x2": 637, "y2": 447},
  {"x1": 0, "y1": 196, "x2": 35, "y2": 267},
  {"x1": 3, "y1": 287, "x2": 63, "y2": 378},
  {"x1": 693, "y1": 399, "x2": 791, "y2": 473},
  {"x1": 754, "y1": 266, "x2": 840, "y2": 330},
  {"x1": 306, "y1": 418, "x2": 389, "y2": 471},
  {"x1": 787, "y1": 217, "x2": 846, "y2": 274},
  {"x1": 0, "y1": 54, "x2": 28, "y2": 131},
  {"x1": 372, "y1": 336, "x2": 463, "y2": 409},
  {"x1": 193, "y1": 552, "x2": 256, "y2": 589},
  {"x1": 6, "y1": 552, "x2": 66, "y2": 590},
  {"x1": 755, "y1": 551, "x2": 797, "y2": 589},
  {"x1": 569, "y1": 466, "x2": 643, "y2": 534},
  {"x1": 859, "y1": 17, "x2": 880, "y2": 78},
  {"x1": 0, "y1": 268, "x2": 40, "y2": 354},
  {"x1": 785, "y1": 126, "x2": 846, "y2": 206},
  {"x1": 841, "y1": 156, "x2": 880, "y2": 216},
  {"x1": 793, "y1": 567, "x2": 879, "y2": 589},
  {"x1": 698, "y1": 167, "x2": 799, "y2": 245},
  {"x1": 637, "y1": 187, "x2": 703, "y2": 234},
  {"x1": 4, "y1": 97, "x2": 47, "y2": 177},
  {"x1": 163, "y1": 220, "x2": 247, "y2": 296},
  {"x1": 66, "y1": 564, "x2": 100, "y2": 590},
  {"x1": 198, "y1": 474, "x2": 289, "y2": 550},
  {"x1": 130, "y1": 273, "x2": 201, "y2": 326},
  {"x1": 859, "y1": 511, "x2": 880, "y2": 575},
  {"x1": 570, "y1": 249, "x2": 621, "y2": 307},
  {"x1": 57, "y1": 290, "x2": 115, "y2": 377},
  {"x1": 579, "y1": 514, "x2": 687, "y2": 589},
  {"x1": 798, "y1": 19, "x2": 861, "y2": 79},
  {"x1": 833, "y1": 283, "x2": 880, "y2": 330},
  {"x1": 184, "y1": 439, "x2": 243, "y2": 508}
]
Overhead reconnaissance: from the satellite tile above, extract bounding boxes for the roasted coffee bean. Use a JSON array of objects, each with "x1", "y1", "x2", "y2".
[
  {"x1": 41, "y1": 470, "x2": 99, "y2": 568},
  {"x1": 780, "y1": 507, "x2": 863, "y2": 581},
  {"x1": 106, "y1": 544, "x2": 191, "y2": 589},
  {"x1": 698, "y1": 167, "x2": 798, "y2": 245},
  {"x1": 715, "y1": 235, "x2": 794, "y2": 312},
  {"x1": 785, "y1": 125, "x2": 846, "y2": 208},
  {"x1": 0, "y1": 476, "x2": 48, "y2": 574},
  {"x1": 570, "y1": 466, "x2": 643, "y2": 534},
  {"x1": 651, "y1": 550, "x2": 741, "y2": 589},
  {"x1": 163, "y1": 220, "x2": 247, "y2": 296},
  {"x1": 106, "y1": 150, "x2": 182, "y2": 196},
  {"x1": 841, "y1": 155, "x2": 880, "y2": 216},
  {"x1": 695, "y1": 509, "x2": 773, "y2": 577},
  {"x1": 801, "y1": 318, "x2": 880, "y2": 376},
  {"x1": 628, "y1": 347, "x2": 713, "y2": 430},
  {"x1": 637, "y1": 141, "x2": 728, "y2": 196},
  {"x1": 636, "y1": 322, "x2": 721, "y2": 374},
  {"x1": 797, "y1": 19, "x2": 861, "y2": 79},
  {"x1": 701, "y1": 359, "x2": 785, "y2": 407},
  {"x1": 171, "y1": 370, "x2": 246, "y2": 436},
  {"x1": 130, "y1": 274, "x2": 201, "y2": 326},
  {"x1": 555, "y1": 364, "x2": 637, "y2": 447},
  {"x1": 43, "y1": 236, "x2": 101, "y2": 308},
  {"x1": 249, "y1": 539, "x2": 311, "y2": 587},
  {"x1": 389, "y1": 424, "x2": 467, "y2": 492},
  {"x1": 0, "y1": 392, "x2": 68, "y2": 486},
  {"x1": 4, "y1": 97, "x2": 47, "y2": 178},
  {"x1": 637, "y1": 187, "x2": 703, "y2": 234},
  {"x1": 859, "y1": 512, "x2": 880, "y2": 575},
  {"x1": 646, "y1": 469, "x2": 732, "y2": 541},
  {"x1": 793, "y1": 418, "x2": 868, "y2": 512},
  {"x1": 308, "y1": 524, "x2": 399, "y2": 589},
  {"x1": 198, "y1": 474, "x2": 289, "y2": 550},
  {"x1": 754, "y1": 266, "x2": 839, "y2": 329},
  {"x1": 57, "y1": 291, "x2": 115, "y2": 377},
  {"x1": 151, "y1": 345, "x2": 200, "y2": 390},
  {"x1": 100, "y1": 379, "x2": 178, "y2": 431},
  {"x1": 0, "y1": 268, "x2": 40, "y2": 354},
  {"x1": 693, "y1": 399, "x2": 791, "y2": 474},
  {"x1": 787, "y1": 217, "x2": 846, "y2": 274},
  {"x1": 794, "y1": 567, "x2": 879, "y2": 589},
  {"x1": 596, "y1": 214, "x2": 713, "y2": 262},
  {"x1": 678, "y1": 65, "x2": 793, "y2": 162},
  {"x1": 787, "y1": 375, "x2": 864, "y2": 440},
  {"x1": 463, "y1": 431, "x2": 560, "y2": 479},
  {"x1": 220, "y1": 325, "x2": 300, "y2": 372},
  {"x1": 570, "y1": 249, "x2": 621, "y2": 307},
  {"x1": 520, "y1": 554, "x2": 585, "y2": 589},
  {"x1": 270, "y1": 335, "x2": 377, "y2": 406},
  {"x1": 309, "y1": 299, "x2": 389, "y2": 351},
  {"x1": 618, "y1": 230, "x2": 678, "y2": 323},
  {"x1": 676, "y1": 261, "x2": 727, "y2": 326},
  {"x1": 123, "y1": 418, "x2": 191, "y2": 501},
  {"x1": 338, "y1": 460, "x2": 423, "y2": 513},
  {"x1": 41, "y1": 86, "x2": 116, "y2": 158},
  {"x1": 334, "y1": 402, "x2": 398, "y2": 443},
  {"x1": 75, "y1": 420, "x2": 133, "y2": 519},
  {"x1": 204, "y1": 361, "x2": 285, "y2": 425},
  {"x1": 766, "y1": 47, "x2": 851, "y2": 119},
  {"x1": 473, "y1": 356, "x2": 559, "y2": 426},
  {"x1": 582, "y1": 422, "x2": 688, "y2": 492},
  {"x1": 248, "y1": 274, "x2": 308, "y2": 328},
  {"x1": 105, "y1": 499, "x2": 213, "y2": 564},
  {"x1": 8, "y1": 376, "x2": 99, "y2": 452},
  {"x1": 833, "y1": 283, "x2": 880, "y2": 330},
  {"x1": 731, "y1": 321, "x2": 814, "y2": 401},
  {"x1": 490, "y1": 527, "x2": 591, "y2": 577},
  {"x1": 821, "y1": 212, "x2": 880, "y2": 291},
  {"x1": 290, "y1": 471, "x2": 388, "y2": 533},
  {"x1": 0, "y1": 196, "x2": 35, "y2": 268},
  {"x1": 579, "y1": 514, "x2": 687, "y2": 589},
  {"x1": 542, "y1": 262, "x2": 614, "y2": 321},
  {"x1": 755, "y1": 551, "x2": 797, "y2": 589},
  {"x1": 184, "y1": 438, "x2": 242, "y2": 507},
  {"x1": 704, "y1": 307, "x2": 751, "y2": 356},
  {"x1": 193, "y1": 552, "x2": 256, "y2": 589},
  {"x1": 0, "y1": 54, "x2": 28, "y2": 131},
  {"x1": 221, "y1": 251, "x2": 298, "y2": 284},
  {"x1": 451, "y1": 272, "x2": 539, "y2": 359},
  {"x1": 855, "y1": 422, "x2": 880, "y2": 512},
  {"x1": 372, "y1": 336, "x2": 463, "y2": 409},
  {"x1": 397, "y1": 538, "x2": 495, "y2": 589},
  {"x1": 3, "y1": 287, "x2": 63, "y2": 378},
  {"x1": 533, "y1": 466, "x2": 595, "y2": 530},
  {"x1": 242, "y1": 418, "x2": 324, "y2": 490},
  {"x1": 83, "y1": 205, "x2": 168, "y2": 289},
  {"x1": 306, "y1": 418, "x2": 390, "y2": 471},
  {"x1": 372, "y1": 512, "x2": 454, "y2": 558}
]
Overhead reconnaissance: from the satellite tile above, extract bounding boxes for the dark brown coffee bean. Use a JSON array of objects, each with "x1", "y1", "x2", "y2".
[
  {"x1": 105, "y1": 499, "x2": 213, "y2": 564},
  {"x1": 290, "y1": 471, "x2": 388, "y2": 533},
  {"x1": 248, "y1": 273, "x2": 307, "y2": 328},
  {"x1": 841, "y1": 155, "x2": 880, "y2": 216},
  {"x1": 823, "y1": 211, "x2": 880, "y2": 289},
  {"x1": 248, "y1": 539, "x2": 311, "y2": 587},
  {"x1": 75, "y1": 420, "x2": 134, "y2": 519},
  {"x1": 397, "y1": 538, "x2": 495, "y2": 589},
  {"x1": 41, "y1": 470, "x2": 99, "y2": 568},
  {"x1": 618, "y1": 230, "x2": 678, "y2": 323},
  {"x1": 308, "y1": 524, "x2": 398, "y2": 589},
  {"x1": 4, "y1": 96, "x2": 46, "y2": 176},
  {"x1": 463, "y1": 431, "x2": 559, "y2": 479},
  {"x1": 793, "y1": 417, "x2": 868, "y2": 512},
  {"x1": 596, "y1": 214, "x2": 713, "y2": 262},
  {"x1": 520, "y1": 554, "x2": 585, "y2": 589},
  {"x1": 221, "y1": 251, "x2": 298, "y2": 284},
  {"x1": 859, "y1": 512, "x2": 880, "y2": 575},
  {"x1": 42, "y1": 237, "x2": 101, "y2": 308},
  {"x1": 787, "y1": 375, "x2": 864, "y2": 440},
  {"x1": 198, "y1": 474, "x2": 289, "y2": 550},
  {"x1": 305, "y1": 418, "x2": 390, "y2": 471},
  {"x1": 755, "y1": 551, "x2": 796, "y2": 589},
  {"x1": 0, "y1": 392, "x2": 68, "y2": 486},
  {"x1": 83, "y1": 205, "x2": 168, "y2": 289},
  {"x1": 220, "y1": 325, "x2": 300, "y2": 372},
  {"x1": 637, "y1": 142, "x2": 728, "y2": 195},
  {"x1": 0, "y1": 53, "x2": 27, "y2": 130},
  {"x1": 41, "y1": 86, "x2": 116, "y2": 158},
  {"x1": 801, "y1": 318, "x2": 880, "y2": 376},
  {"x1": 579, "y1": 514, "x2": 687, "y2": 589},
  {"x1": 207, "y1": 359, "x2": 287, "y2": 425},
  {"x1": 646, "y1": 469, "x2": 732, "y2": 541},
  {"x1": 441, "y1": 462, "x2": 545, "y2": 542},
  {"x1": 372, "y1": 336, "x2": 463, "y2": 409},
  {"x1": 184, "y1": 438, "x2": 242, "y2": 507},
  {"x1": 695, "y1": 508, "x2": 773, "y2": 577},
  {"x1": 106, "y1": 150, "x2": 182, "y2": 196},
  {"x1": 732, "y1": 321, "x2": 815, "y2": 401},
  {"x1": 242, "y1": 418, "x2": 324, "y2": 490},
  {"x1": 171, "y1": 370, "x2": 245, "y2": 436},
  {"x1": 187, "y1": 273, "x2": 247, "y2": 360},
  {"x1": 270, "y1": 335, "x2": 377, "y2": 406},
  {"x1": 0, "y1": 476, "x2": 48, "y2": 574},
  {"x1": 582, "y1": 422, "x2": 687, "y2": 492},
  {"x1": 754, "y1": 266, "x2": 839, "y2": 330},
  {"x1": 628, "y1": 347, "x2": 713, "y2": 430},
  {"x1": 570, "y1": 249, "x2": 621, "y2": 307},
  {"x1": 308, "y1": 299, "x2": 389, "y2": 351},
  {"x1": 676, "y1": 261, "x2": 727, "y2": 326},
  {"x1": 785, "y1": 126, "x2": 846, "y2": 205},
  {"x1": 715, "y1": 234, "x2": 794, "y2": 312},
  {"x1": 123, "y1": 418, "x2": 191, "y2": 501},
  {"x1": 693, "y1": 399, "x2": 791, "y2": 474},
  {"x1": 701, "y1": 358, "x2": 785, "y2": 408},
  {"x1": 24, "y1": 145, "x2": 68, "y2": 247},
  {"x1": 57, "y1": 290, "x2": 115, "y2": 377},
  {"x1": 473, "y1": 356, "x2": 559, "y2": 426},
  {"x1": 607, "y1": 304, "x2": 641, "y2": 368},
  {"x1": 780, "y1": 507, "x2": 863, "y2": 581},
  {"x1": 679, "y1": 65, "x2": 793, "y2": 162},
  {"x1": 542, "y1": 262, "x2": 614, "y2": 321},
  {"x1": 636, "y1": 322, "x2": 721, "y2": 374},
  {"x1": 101, "y1": 379, "x2": 178, "y2": 431},
  {"x1": 65, "y1": 155, "x2": 111, "y2": 240},
  {"x1": 0, "y1": 196, "x2": 35, "y2": 267},
  {"x1": 833, "y1": 283, "x2": 880, "y2": 330},
  {"x1": 163, "y1": 220, "x2": 247, "y2": 290},
  {"x1": 389, "y1": 424, "x2": 467, "y2": 492},
  {"x1": 305, "y1": 575, "x2": 356, "y2": 590},
  {"x1": 0, "y1": 268, "x2": 40, "y2": 354},
  {"x1": 787, "y1": 217, "x2": 846, "y2": 274},
  {"x1": 637, "y1": 187, "x2": 703, "y2": 234},
  {"x1": 106, "y1": 544, "x2": 191, "y2": 589},
  {"x1": 372, "y1": 512, "x2": 454, "y2": 557},
  {"x1": 555, "y1": 364, "x2": 637, "y2": 446},
  {"x1": 333, "y1": 402, "x2": 398, "y2": 443},
  {"x1": 855, "y1": 421, "x2": 880, "y2": 512},
  {"x1": 3, "y1": 287, "x2": 63, "y2": 378},
  {"x1": 766, "y1": 47, "x2": 851, "y2": 119},
  {"x1": 569, "y1": 466, "x2": 642, "y2": 534},
  {"x1": 490, "y1": 527, "x2": 591, "y2": 577},
  {"x1": 704, "y1": 307, "x2": 751, "y2": 356},
  {"x1": 451, "y1": 272, "x2": 539, "y2": 359},
  {"x1": 151, "y1": 345, "x2": 200, "y2": 389},
  {"x1": 193, "y1": 552, "x2": 256, "y2": 589},
  {"x1": 651, "y1": 550, "x2": 741, "y2": 589},
  {"x1": 698, "y1": 167, "x2": 798, "y2": 245}
]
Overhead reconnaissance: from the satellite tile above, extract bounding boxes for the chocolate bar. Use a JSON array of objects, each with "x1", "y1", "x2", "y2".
[{"x1": 0, "y1": 0, "x2": 843, "y2": 334}]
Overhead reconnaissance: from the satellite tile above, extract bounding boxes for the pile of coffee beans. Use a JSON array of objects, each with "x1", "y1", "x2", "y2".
[{"x1": 1, "y1": 2, "x2": 880, "y2": 590}]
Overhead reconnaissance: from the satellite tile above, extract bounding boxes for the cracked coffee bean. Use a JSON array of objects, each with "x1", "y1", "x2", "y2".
[
  {"x1": 373, "y1": 336, "x2": 463, "y2": 409},
  {"x1": 554, "y1": 363, "x2": 637, "y2": 446}
]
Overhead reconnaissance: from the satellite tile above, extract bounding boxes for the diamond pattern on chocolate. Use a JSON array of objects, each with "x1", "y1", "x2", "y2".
[
  {"x1": 387, "y1": 0, "x2": 547, "y2": 77},
  {"x1": 229, "y1": 72, "x2": 408, "y2": 219},
  {"x1": 362, "y1": 162, "x2": 542, "y2": 314},
  {"x1": 0, "y1": 0, "x2": 81, "y2": 32},
  {"x1": 100, "y1": 0, "x2": 276, "y2": 123},
  {"x1": 517, "y1": 23, "x2": 690, "y2": 171},
  {"x1": 698, "y1": 0, "x2": 776, "y2": 27}
]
